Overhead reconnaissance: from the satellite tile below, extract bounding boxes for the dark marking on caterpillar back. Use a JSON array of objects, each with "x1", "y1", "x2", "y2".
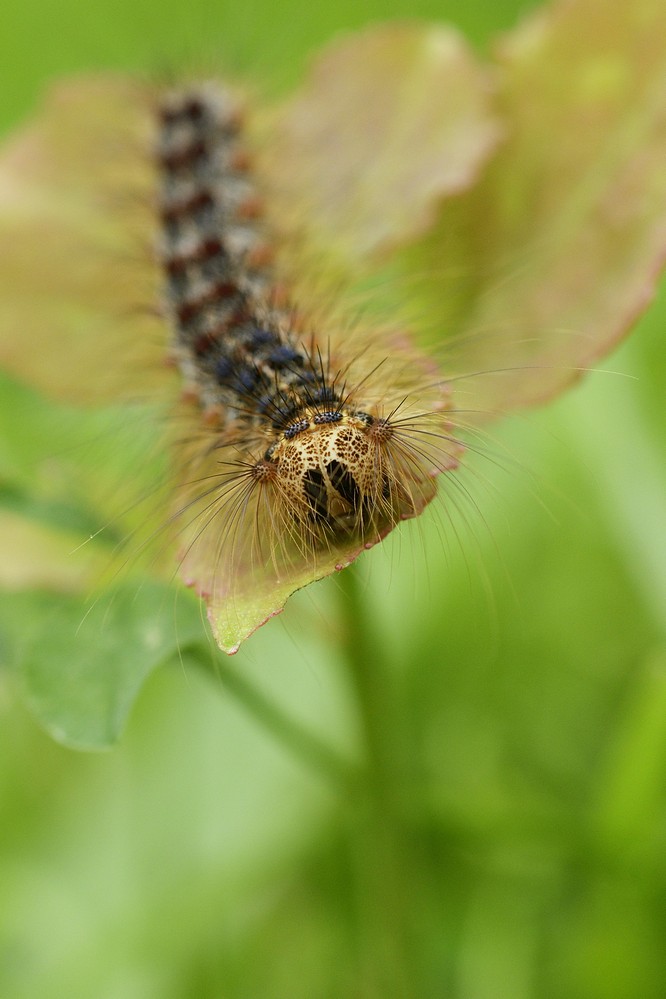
[{"x1": 156, "y1": 84, "x2": 340, "y2": 430}]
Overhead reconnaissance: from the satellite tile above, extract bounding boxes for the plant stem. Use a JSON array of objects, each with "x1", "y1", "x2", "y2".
[
  {"x1": 210, "y1": 653, "x2": 357, "y2": 789},
  {"x1": 338, "y1": 563, "x2": 416, "y2": 998}
]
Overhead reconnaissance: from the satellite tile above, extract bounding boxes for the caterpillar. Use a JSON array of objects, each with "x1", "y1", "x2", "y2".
[{"x1": 154, "y1": 83, "x2": 462, "y2": 648}]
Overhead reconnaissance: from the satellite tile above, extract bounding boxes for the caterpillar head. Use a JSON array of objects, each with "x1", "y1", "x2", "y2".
[
  {"x1": 173, "y1": 391, "x2": 461, "y2": 650},
  {"x1": 251, "y1": 406, "x2": 450, "y2": 546}
]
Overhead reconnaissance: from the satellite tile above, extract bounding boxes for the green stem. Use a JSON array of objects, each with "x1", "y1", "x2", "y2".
[
  {"x1": 338, "y1": 563, "x2": 416, "y2": 998},
  {"x1": 210, "y1": 653, "x2": 357, "y2": 789}
]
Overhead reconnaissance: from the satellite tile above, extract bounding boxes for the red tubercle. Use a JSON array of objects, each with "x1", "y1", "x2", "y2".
[
  {"x1": 175, "y1": 280, "x2": 239, "y2": 325},
  {"x1": 192, "y1": 304, "x2": 252, "y2": 355},
  {"x1": 193, "y1": 332, "x2": 218, "y2": 356},
  {"x1": 236, "y1": 195, "x2": 264, "y2": 220},
  {"x1": 212, "y1": 306, "x2": 250, "y2": 334},
  {"x1": 165, "y1": 238, "x2": 224, "y2": 276},
  {"x1": 245, "y1": 243, "x2": 275, "y2": 270},
  {"x1": 166, "y1": 255, "x2": 188, "y2": 279},
  {"x1": 176, "y1": 299, "x2": 198, "y2": 325},
  {"x1": 204, "y1": 278, "x2": 239, "y2": 302},
  {"x1": 158, "y1": 96, "x2": 205, "y2": 126},
  {"x1": 180, "y1": 385, "x2": 200, "y2": 406},
  {"x1": 160, "y1": 189, "x2": 214, "y2": 225},
  {"x1": 228, "y1": 148, "x2": 252, "y2": 172},
  {"x1": 158, "y1": 138, "x2": 207, "y2": 172},
  {"x1": 182, "y1": 96, "x2": 206, "y2": 121},
  {"x1": 199, "y1": 237, "x2": 224, "y2": 260}
]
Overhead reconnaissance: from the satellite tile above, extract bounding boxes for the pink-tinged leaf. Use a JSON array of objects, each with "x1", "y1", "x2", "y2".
[
  {"x1": 257, "y1": 22, "x2": 502, "y2": 265},
  {"x1": 0, "y1": 77, "x2": 170, "y2": 405},
  {"x1": 408, "y1": 0, "x2": 666, "y2": 420}
]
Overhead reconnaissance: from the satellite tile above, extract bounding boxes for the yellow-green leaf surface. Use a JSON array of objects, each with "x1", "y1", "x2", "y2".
[
  {"x1": 409, "y1": 0, "x2": 666, "y2": 420},
  {"x1": 0, "y1": 77, "x2": 169, "y2": 405},
  {"x1": 258, "y1": 21, "x2": 502, "y2": 265},
  {"x1": 0, "y1": 371, "x2": 173, "y2": 592},
  {"x1": 0, "y1": 509, "x2": 99, "y2": 591}
]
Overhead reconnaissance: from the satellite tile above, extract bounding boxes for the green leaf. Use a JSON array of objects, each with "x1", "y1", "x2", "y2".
[
  {"x1": 13, "y1": 583, "x2": 206, "y2": 749},
  {"x1": 0, "y1": 370, "x2": 172, "y2": 585},
  {"x1": 0, "y1": 509, "x2": 100, "y2": 591}
]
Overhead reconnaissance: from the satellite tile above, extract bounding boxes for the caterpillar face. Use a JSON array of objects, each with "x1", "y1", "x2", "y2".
[{"x1": 254, "y1": 409, "x2": 395, "y2": 535}]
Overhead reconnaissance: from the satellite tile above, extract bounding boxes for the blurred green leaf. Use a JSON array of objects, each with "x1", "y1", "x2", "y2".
[{"x1": 14, "y1": 583, "x2": 206, "y2": 749}]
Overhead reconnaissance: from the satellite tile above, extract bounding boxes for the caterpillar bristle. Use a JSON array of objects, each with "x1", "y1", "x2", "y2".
[{"x1": 154, "y1": 79, "x2": 463, "y2": 608}]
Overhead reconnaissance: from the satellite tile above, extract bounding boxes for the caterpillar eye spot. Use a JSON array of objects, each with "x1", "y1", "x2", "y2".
[
  {"x1": 326, "y1": 460, "x2": 361, "y2": 511},
  {"x1": 303, "y1": 468, "x2": 329, "y2": 520}
]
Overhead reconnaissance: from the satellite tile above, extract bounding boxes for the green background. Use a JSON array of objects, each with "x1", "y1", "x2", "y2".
[{"x1": 2, "y1": 1, "x2": 666, "y2": 997}]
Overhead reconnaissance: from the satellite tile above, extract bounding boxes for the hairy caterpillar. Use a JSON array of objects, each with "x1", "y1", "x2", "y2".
[{"x1": 154, "y1": 82, "x2": 462, "y2": 649}]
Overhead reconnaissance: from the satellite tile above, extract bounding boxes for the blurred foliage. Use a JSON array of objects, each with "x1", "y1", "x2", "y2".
[{"x1": 1, "y1": 0, "x2": 666, "y2": 997}]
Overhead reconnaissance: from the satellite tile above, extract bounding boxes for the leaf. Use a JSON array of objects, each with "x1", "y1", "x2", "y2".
[
  {"x1": 0, "y1": 370, "x2": 172, "y2": 584},
  {"x1": 0, "y1": 509, "x2": 100, "y2": 591},
  {"x1": 12, "y1": 583, "x2": 206, "y2": 749},
  {"x1": 406, "y1": 0, "x2": 666, "y2": 419},
  {"x1": 258, "y1": 21, "x2": 502, "y2": 267},
  {"x1": 0, "y1": 77, "x2": 171, "y2": 405}
]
